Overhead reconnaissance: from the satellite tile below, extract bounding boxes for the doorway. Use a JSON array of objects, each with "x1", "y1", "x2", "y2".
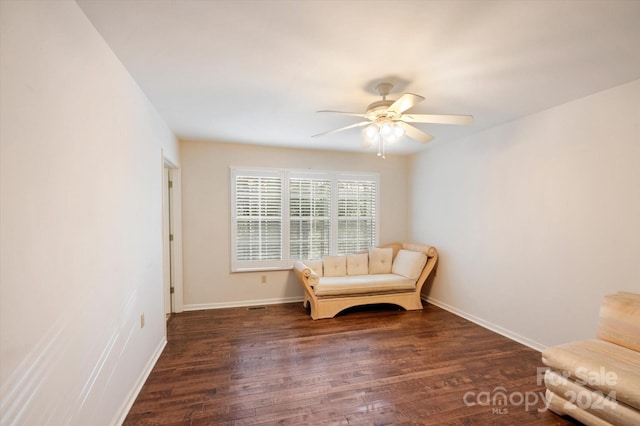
[{"x1": 162, "y1": 160, "x2": 183, "y2": 321}]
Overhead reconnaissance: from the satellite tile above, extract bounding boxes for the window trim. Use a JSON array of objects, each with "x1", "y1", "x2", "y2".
[{"x1": 230, "y1": 166, "x2": 380, "y2": 272}]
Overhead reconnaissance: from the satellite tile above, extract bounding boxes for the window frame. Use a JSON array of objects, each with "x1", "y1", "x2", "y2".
[{"x1": 230, "y1": 167, "x2": 380, "y2": 272}]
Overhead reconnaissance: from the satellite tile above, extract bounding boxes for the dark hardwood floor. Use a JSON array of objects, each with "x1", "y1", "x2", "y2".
[{"x1": 124, "y1": 302, "x2": 581, "y2": 425}]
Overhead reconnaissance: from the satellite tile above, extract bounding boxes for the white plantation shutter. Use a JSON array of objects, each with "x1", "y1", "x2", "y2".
[
  {"x1": 289, "y1": 177, "x2": 331, "y2": 260},
  {"x1": 337, "y1": 179, "x2": 377, "y2": 254},
  {"x1": 232, "y1": 170, "x2": 285, "y2": 270},
  {"x1": 231, "y1": 168, "x2": 378, "y2": 271}
]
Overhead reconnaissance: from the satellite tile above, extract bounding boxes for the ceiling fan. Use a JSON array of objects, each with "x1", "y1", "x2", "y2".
[{"x1": 313, "y1": 82, "x2": 473, "y2": 157}]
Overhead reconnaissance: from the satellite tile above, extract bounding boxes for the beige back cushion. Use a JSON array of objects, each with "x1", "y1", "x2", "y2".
[
  {"x1": 369, "y1": 247, "x2": 393, "y2": 274},
  {"x1": 305, "y1": 260, "x2": 323, "y2": 277},
  {"x1": 597, "y1": 292, "x2": 640, "y2": 352},
  {"x1": 347, "y1": 253, "x2": 368, "y2": 276},
  {"x1": 323, "y1": 255, "x2": 346, "y2": 277},
  {"x1": 391, "y1": 249, "x2": 428, "y2": 281}
]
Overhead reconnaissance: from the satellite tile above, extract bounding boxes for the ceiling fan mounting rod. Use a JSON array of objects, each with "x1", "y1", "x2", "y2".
[{"x1": 375, "y1": 82, "x2": 393, "y2": 100}]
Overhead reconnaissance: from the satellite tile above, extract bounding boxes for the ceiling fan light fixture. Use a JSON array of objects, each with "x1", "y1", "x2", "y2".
[
  {"x1": 363, "y1": 123, "x2": 379, "y2": 140},
  {"x1": 379, "y1": 120, "x2": 394, "y2": 137},
  {"x1": 362, "y1": 119, "x2": 405, "y2": 153},
  {"x1": 393, "y1": 123, "x2": 405, "y2": 138}
]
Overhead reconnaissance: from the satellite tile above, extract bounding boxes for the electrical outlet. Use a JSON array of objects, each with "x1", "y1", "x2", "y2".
[
  {"x1": 261, "y1": 275, "x2": 267, "y2": 284},
  {"x1": 140, "y1": 313, "x2": 145, "y2": 328}
]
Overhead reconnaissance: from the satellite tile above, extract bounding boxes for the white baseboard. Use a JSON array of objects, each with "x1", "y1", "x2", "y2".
[
  {"x1": 111, "y1": 337, "x2": 167, "y2": 426},
  {"x1": 423, "y1": 296, "x2": 547, "y2": 352},
  {"x1": 183, "y1": 296, "x2": 305, "y2": 312}
]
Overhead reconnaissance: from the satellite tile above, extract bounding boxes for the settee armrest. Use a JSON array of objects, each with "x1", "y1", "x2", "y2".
[
  {"x1": 294, "y1": 260, "x2": 321, "y2": 307},
  {"x1": 293, "y1": 260, "x2": 320, "y2": 290}
]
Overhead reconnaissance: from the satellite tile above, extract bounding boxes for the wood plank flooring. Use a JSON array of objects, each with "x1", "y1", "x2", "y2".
[{"x1": 124, "y1": 302, "x2": 581, "y2": 425}]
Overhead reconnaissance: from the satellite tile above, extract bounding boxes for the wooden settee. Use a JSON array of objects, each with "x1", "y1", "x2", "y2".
[{"x1": 293, "y1": 242, "x2": 438, "y2": 319}]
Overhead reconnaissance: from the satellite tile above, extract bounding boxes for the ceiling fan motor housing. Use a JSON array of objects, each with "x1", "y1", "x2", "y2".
[
  {"x1": 365, "y1": 100, "x2": 395, "y2": 121},
  {"x1": 367, "y1": 83, "x2": 399, "y2": 121}
]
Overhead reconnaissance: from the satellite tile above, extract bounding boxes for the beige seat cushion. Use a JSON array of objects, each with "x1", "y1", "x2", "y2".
[
  {"x1": 314, "y1": 274, "x2": 415, "y2": 297},
  {"x1": 323, "y1": 255, "x2": 346, "y2": 277},
  {"x1": 369, "y1": 247, "x2": 393, "y2": 274},
  {"x1": 542, "y1": 339, "x2": 640, "y2": 410},
  {"x1": 391, "y1": 249, "x2": 428, "y2": 281},
  {"x1": 347, "y1": 253, "x2": 368, "y2": 276}
]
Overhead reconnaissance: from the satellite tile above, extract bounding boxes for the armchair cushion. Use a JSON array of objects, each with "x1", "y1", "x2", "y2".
[{"x1": 597, "y1": 292, "x2": 640, "y2": 352}]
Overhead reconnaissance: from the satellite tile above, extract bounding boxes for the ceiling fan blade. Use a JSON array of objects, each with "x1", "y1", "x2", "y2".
[
  {"x1": 312, "y1": 121, "x2": 370, "y2": 138},
  {"x1": 400, "y1": 113, "x2": 474, "y2": 125},
  {"x1": 398, "y1": 122, "x2": 434, "y2": 144},
  {"x1": 317, "y1": 110, "x2": 366, "y2": 117},
  {"x1": 387, "y1": 93, "x2": 425, "y2": 115}
]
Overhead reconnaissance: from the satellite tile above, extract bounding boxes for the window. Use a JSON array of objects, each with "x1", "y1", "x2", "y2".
[
  {"x1": 289, "y1": 177, "x2": 331, "y2": 260},
  {"x1": 231, "y1": 168, "x2": 379, "y2": 271},
  {"x1": 337, "y1": 180, "x2": 377, "y2": 254},
  {"x1": 234, "y1": 172, "x2": 283, "y2": 264}
]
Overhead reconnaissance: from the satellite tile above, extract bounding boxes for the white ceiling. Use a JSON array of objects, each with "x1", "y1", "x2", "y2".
[{"x1": 77, "y1": 0, "x2": 640, "y2": 155}]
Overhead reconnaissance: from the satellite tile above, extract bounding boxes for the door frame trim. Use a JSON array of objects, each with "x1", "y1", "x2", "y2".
[{"x1": 162, "y1": 154, "x2": 184, "y2": 313}]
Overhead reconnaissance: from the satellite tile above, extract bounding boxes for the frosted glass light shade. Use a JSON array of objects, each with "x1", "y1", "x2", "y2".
[
  {"x1": 379, "y1": 120, "x2": 393, "y2": 137},
  {"x1": 393, "y1": 123, "x2": 405, "y2": 138},
  {"x1": 363, "y1": 123, "x2": 379, "y2": 139}
]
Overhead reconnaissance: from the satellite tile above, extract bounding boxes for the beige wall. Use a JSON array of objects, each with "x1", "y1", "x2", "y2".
[
  {"x1": 180, "y1": 140, "x2": 410, "y2": 308},
  {"x1": 0, "y1": 1, "x2": 178, "y2": 424},
  {"x1": 409, "y1": 79, "x2": 640, "y2": 350}
]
